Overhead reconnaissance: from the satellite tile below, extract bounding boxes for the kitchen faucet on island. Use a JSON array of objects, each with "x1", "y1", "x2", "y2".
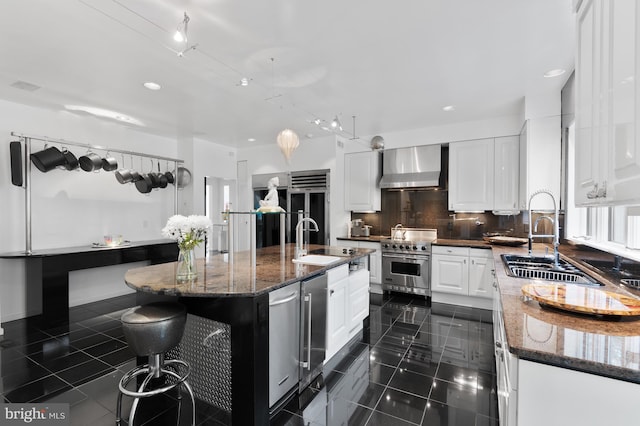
[
  {"x1": 295, "y1": 217, "x2": 319, "y2": 259},
  {"x1": 528, "y1": 189, "x2": 560, "y2": 267}
]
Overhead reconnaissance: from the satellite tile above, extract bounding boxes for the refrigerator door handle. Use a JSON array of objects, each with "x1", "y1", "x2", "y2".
[
  {"x1": 306, "y1": 293, "x2": 312, "y2": 370},
  {"x1": 300, "y1": 294, "x2": 310, "y2": 369}
]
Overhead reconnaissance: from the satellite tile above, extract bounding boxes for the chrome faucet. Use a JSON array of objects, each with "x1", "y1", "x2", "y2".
[
  {"x1": 528, "y1": 190, "x2": 560, "y2": 267},
  {"x1": 393, "y1": 223, "x2": 405, "y2": 240},
  {"x1": 295, "y1": 217, "x2": 319, "y2": 259}
]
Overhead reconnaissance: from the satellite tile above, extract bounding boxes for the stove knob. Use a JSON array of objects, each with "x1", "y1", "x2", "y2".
[
  {"x1": 383, "y1": 244, "x2": 389, "y2": 249},
  {"x1": 421, "y1": 246, "x2": 427, "y2": 251},
  {"x1": 392, "y1": 244, "x2": 397, "y2": 249},
  {"x1": 413, "y1": 245, "x2": 418, "y2": 250}
]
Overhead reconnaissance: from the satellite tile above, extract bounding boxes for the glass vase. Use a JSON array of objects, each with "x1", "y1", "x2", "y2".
[{"x1": 176, "y1": 247, "x2": 197, "y2": 282}]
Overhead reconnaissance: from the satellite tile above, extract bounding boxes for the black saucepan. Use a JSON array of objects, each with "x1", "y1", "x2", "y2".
[{"x1": 135, "y1": 174, "x2": 153, "y2": 194}]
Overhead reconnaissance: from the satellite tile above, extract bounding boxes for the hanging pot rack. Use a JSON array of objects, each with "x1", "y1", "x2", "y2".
[{"x1": 10, "y1": 131, "x2": 184, "y2": 255}]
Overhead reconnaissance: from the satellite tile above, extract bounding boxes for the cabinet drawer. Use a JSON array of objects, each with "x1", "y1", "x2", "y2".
[
  {"x1": 469, "y1": 247, "x2": 492, "y2": 258},
  {"x1": 327, "y1": 264, "x2": 349, "y2": 282},
  {"x1": 432, "y1": 245, "x2": 470, "y2": 256}
]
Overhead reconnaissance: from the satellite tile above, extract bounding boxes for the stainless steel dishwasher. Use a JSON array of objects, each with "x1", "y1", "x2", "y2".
[
  {"x1": 269, "y1": 281, "x2": 300, "y2": 410},
  {"x1": 299, "y1": 272, "x2": 327, "y2": 393}
]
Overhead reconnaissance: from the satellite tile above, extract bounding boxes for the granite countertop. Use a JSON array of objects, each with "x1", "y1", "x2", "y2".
[
  {"x1": 433, "y1": 238, "x2": 491, "y2": 248},
  {"x1": 337, "y1": 235, "x2": 387, "y2": 242},
  {"x1": 337, "y1": 236, "x2": 492, "y2": 248},
  {"x1": 124, "y1": 244, "x2": 373, "y2": 298},
  {"x1": 492, "y1": 243, "x2": 640, "y2": 383}
]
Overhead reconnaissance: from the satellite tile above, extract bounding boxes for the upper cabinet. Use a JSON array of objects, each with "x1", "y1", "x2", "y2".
[
  {"x1": 449, "y1": 138, "x2": 495, "y2": 211},
  {"x1": 344, "y1": 151, "x2": 381, "y2": 212},
  {"x1": 494, "y1": 136, "x2": 521, "y2": 212},
  {"x1": 449, "y1": 137, "x2": 520, "y2": 212},
  {"x1": 575, "y1": 0, "x2": 640, "y2": 205}
]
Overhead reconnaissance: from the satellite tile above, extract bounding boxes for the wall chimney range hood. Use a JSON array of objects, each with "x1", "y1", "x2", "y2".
[{"x1": 379, "y1": 145, "x2": 442, "y2": 189}]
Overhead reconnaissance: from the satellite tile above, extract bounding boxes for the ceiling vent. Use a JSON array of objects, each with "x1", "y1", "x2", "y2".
[
  {"x1": 290, "y1": 170, "x2": 329, "y2": 189},
  {"x1": 10, "y1": 80, "x2": 41, "y2": 92}
]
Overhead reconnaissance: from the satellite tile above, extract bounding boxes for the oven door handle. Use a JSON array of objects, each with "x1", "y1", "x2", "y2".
[{"x1": 383, "y1": 253, "x2": 429, "y2": 261}]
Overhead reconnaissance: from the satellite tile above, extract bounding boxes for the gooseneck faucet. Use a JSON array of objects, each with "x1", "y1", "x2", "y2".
[
  {"x1": 528, "y1": 189, "x2": 560, "y2": 267},
  {"x1": 295, "y1": 217, "x2": 319, "y2": 259}
]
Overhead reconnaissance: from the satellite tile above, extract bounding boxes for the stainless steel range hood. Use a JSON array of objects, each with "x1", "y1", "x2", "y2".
[{"x1": 379, "y1": 145, "x2": 442, "y2": 188}]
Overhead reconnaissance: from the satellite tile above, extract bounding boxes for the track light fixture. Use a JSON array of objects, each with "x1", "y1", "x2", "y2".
[
  {"x1": 174, "y1": 12, "x2": 190, "y2": 43},
  {"x1": 330, "y1": 116, "x2": 342, "y2": 131}
]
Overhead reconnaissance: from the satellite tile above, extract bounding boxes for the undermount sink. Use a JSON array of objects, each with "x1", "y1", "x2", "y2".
[
  {"x1": 501, "y1": 254, "x2": 603, "y2": 286},
  {"x1": 292, "y1": 254, "x2": 343, "y2": 266}
]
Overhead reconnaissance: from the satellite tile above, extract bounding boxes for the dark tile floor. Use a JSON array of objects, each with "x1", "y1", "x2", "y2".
[{"x1": 0, "y1": 292, "x2": 497, "y2": 426}]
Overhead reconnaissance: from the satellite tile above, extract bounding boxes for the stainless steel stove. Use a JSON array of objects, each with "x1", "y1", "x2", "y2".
[{"x1": 381, "y1": 228, "x2": 437, "y2": 297}]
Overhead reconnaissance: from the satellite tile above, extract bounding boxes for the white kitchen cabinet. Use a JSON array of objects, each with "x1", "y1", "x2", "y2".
[
  {"x1": 336, "y1": 240, "x2": 381, "y2": 285},
  {"x1": 326, "y1": 265, "x2": 349, "y2": 361},
  {"x1": 449, "y1": 137, "x2": 521, "y2": 212},
  {"x1": 326, "y1": 263, "x2": 370, "y2": 362},
  {"x1": 344, "y1": 151, "x2": 381, "y2": 212},
  {"x1": 348, "y1": 268, "x2": 370, "y2": 340},
  {"x1": 609, "y1": 0, "x2": 640, "y2": 204},
  {"x1": 494, "y1": 136, "x2": 520, "y2": 212},
  {"x1": 431, "y1": 246, "x2": 494, "y2": 309},
  {"x1": 431, "y1": 246, "x2": 469, "y2": 295},
  {"x1": 468, "y1": 252, "x2": 495, "y2": 299},
  {"x1": 575, "y1": 0, "x2": 640, "y2": 205},
  {"x1": 448, "y1": 139, "x2": 494, "y2": 211}
]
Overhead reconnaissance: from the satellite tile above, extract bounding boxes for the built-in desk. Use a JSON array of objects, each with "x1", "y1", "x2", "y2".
[{"x1": 0, "y1": 240, "x2": 178, "y2": 325}]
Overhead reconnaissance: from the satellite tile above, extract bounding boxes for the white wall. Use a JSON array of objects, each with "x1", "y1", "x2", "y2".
[
  {"x1": 0, "y1": 99, "x2": 182, "y2": 322},
  {"x1": 345, "y1": 114, "x2": 524, "y2": 153}
]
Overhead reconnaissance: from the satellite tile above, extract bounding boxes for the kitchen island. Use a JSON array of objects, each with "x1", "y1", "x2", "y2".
[
  {"x1": 124, "y1": 243, "x2": 372, "y2": 426},
  {"x1": 491, "y1": 243, "x2": 640, "y2": 426}
]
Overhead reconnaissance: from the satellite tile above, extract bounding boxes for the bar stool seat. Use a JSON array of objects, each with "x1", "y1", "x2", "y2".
[{"x1": 116, "y1": 302, "x2": 195, "y2": 426}]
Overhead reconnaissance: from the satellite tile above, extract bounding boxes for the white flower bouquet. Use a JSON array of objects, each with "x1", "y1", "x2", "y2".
[{"x1": 162, "y1": 214, "x2": 212, "y2": 251}]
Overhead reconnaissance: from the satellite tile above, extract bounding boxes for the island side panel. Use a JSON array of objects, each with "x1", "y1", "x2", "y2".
[{"x1": 180, "y1": 294, "x2": 270, "y2": 426}]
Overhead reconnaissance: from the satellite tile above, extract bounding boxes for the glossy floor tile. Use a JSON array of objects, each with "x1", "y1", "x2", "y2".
[{"x1": 0, "y1": 292, "x2": 498, "y2": 425}]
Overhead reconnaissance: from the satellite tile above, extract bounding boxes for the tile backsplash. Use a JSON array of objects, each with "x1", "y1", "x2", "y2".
[{"x1": 352, "y1": 189, "x2": 563, "y2": 240}]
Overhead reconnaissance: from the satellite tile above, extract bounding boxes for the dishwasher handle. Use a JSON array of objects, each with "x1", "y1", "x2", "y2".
[{"x1": 269, "y1": 292, "x2": 298, "y2": 307}]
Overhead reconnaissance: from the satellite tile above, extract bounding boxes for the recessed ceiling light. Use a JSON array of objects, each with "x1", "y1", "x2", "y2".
[
  {"x1": 544, "y1": 69, "x2": 566, "y2": 78},
  {"x1": 247, "y1": 138, "x2": 256, "y2": 142},
  {"x1": 239, "y1": 78, "x2": 250, "y2": 87},
  {"x1": 10, "y1": 80, "x2": 41, "y2": 92},
  {"x1": 64, "y1": 105, "x2": 144, "y2": 126},
  {"x1": 143, "y1": 82, "x2": 161, "y2": 90},
  {"x1": 443, "y1": 105, "x2": 455, "y2": 112}
]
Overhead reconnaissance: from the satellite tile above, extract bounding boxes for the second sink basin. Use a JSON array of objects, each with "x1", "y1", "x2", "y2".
[
  {"x1": 292, "y1": 255, "x2": 343, "y2": 266},
  {"x1": 501, "y1": 254, "x2": 603, "y2": 286}
]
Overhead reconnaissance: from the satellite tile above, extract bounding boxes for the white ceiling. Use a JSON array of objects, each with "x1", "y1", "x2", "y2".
[{"x1": 0, "y1": 0, "x2": 575, "y2": 149}]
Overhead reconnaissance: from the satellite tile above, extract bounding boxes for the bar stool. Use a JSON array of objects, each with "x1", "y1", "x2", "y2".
[{"x1": 116, "y1": 302, "x2": 195, "y2": 426}]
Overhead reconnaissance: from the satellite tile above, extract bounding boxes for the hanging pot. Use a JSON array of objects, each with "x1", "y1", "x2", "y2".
[
  {"x1": 135, "y1": 174, "x2": 153, "y2": 194},
  {"x1": 171, "y1": 166, "x2": 192, "y2": 188},
  {"x1": 61, "y1": 148, "x2": 79, "y2": 171},
  {"x1": 157, "y1": 162, "x2": 168, "y2": 188},
  {"x1": 30, "y1": 145, "x2": 66, "y2": 172},
  {"x1": 79, "y1": 152, "x2": 103, "y2": 172},
  {"x1": 102, "y1": 153, "x2": 118, "y2": 171}
]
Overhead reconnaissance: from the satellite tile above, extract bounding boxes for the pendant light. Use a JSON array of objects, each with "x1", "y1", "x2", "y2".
[{"x1": 277, "y1": 129, "x2": 299, "y2": 162}]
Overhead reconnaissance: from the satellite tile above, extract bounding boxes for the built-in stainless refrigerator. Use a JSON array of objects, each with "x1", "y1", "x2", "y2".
[{"x1": 252, "y1": 170, "x2": 329, "y2": 248}]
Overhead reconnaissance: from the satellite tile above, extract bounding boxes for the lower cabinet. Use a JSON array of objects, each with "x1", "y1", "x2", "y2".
[
  {"x1": 326, "y1": 265, "x2": 349, "y2": 362},
  {"x1": 326, "y1": 264, "x2": 370, "y2": 362},
  {"x1": 431, "y1": 245, "x2": 494, "y2": 309}
]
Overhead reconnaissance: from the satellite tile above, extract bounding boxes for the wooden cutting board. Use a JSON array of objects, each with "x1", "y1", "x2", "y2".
[{"x1": 522, "y1": 283, "x2": 640, "y2": 317}]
